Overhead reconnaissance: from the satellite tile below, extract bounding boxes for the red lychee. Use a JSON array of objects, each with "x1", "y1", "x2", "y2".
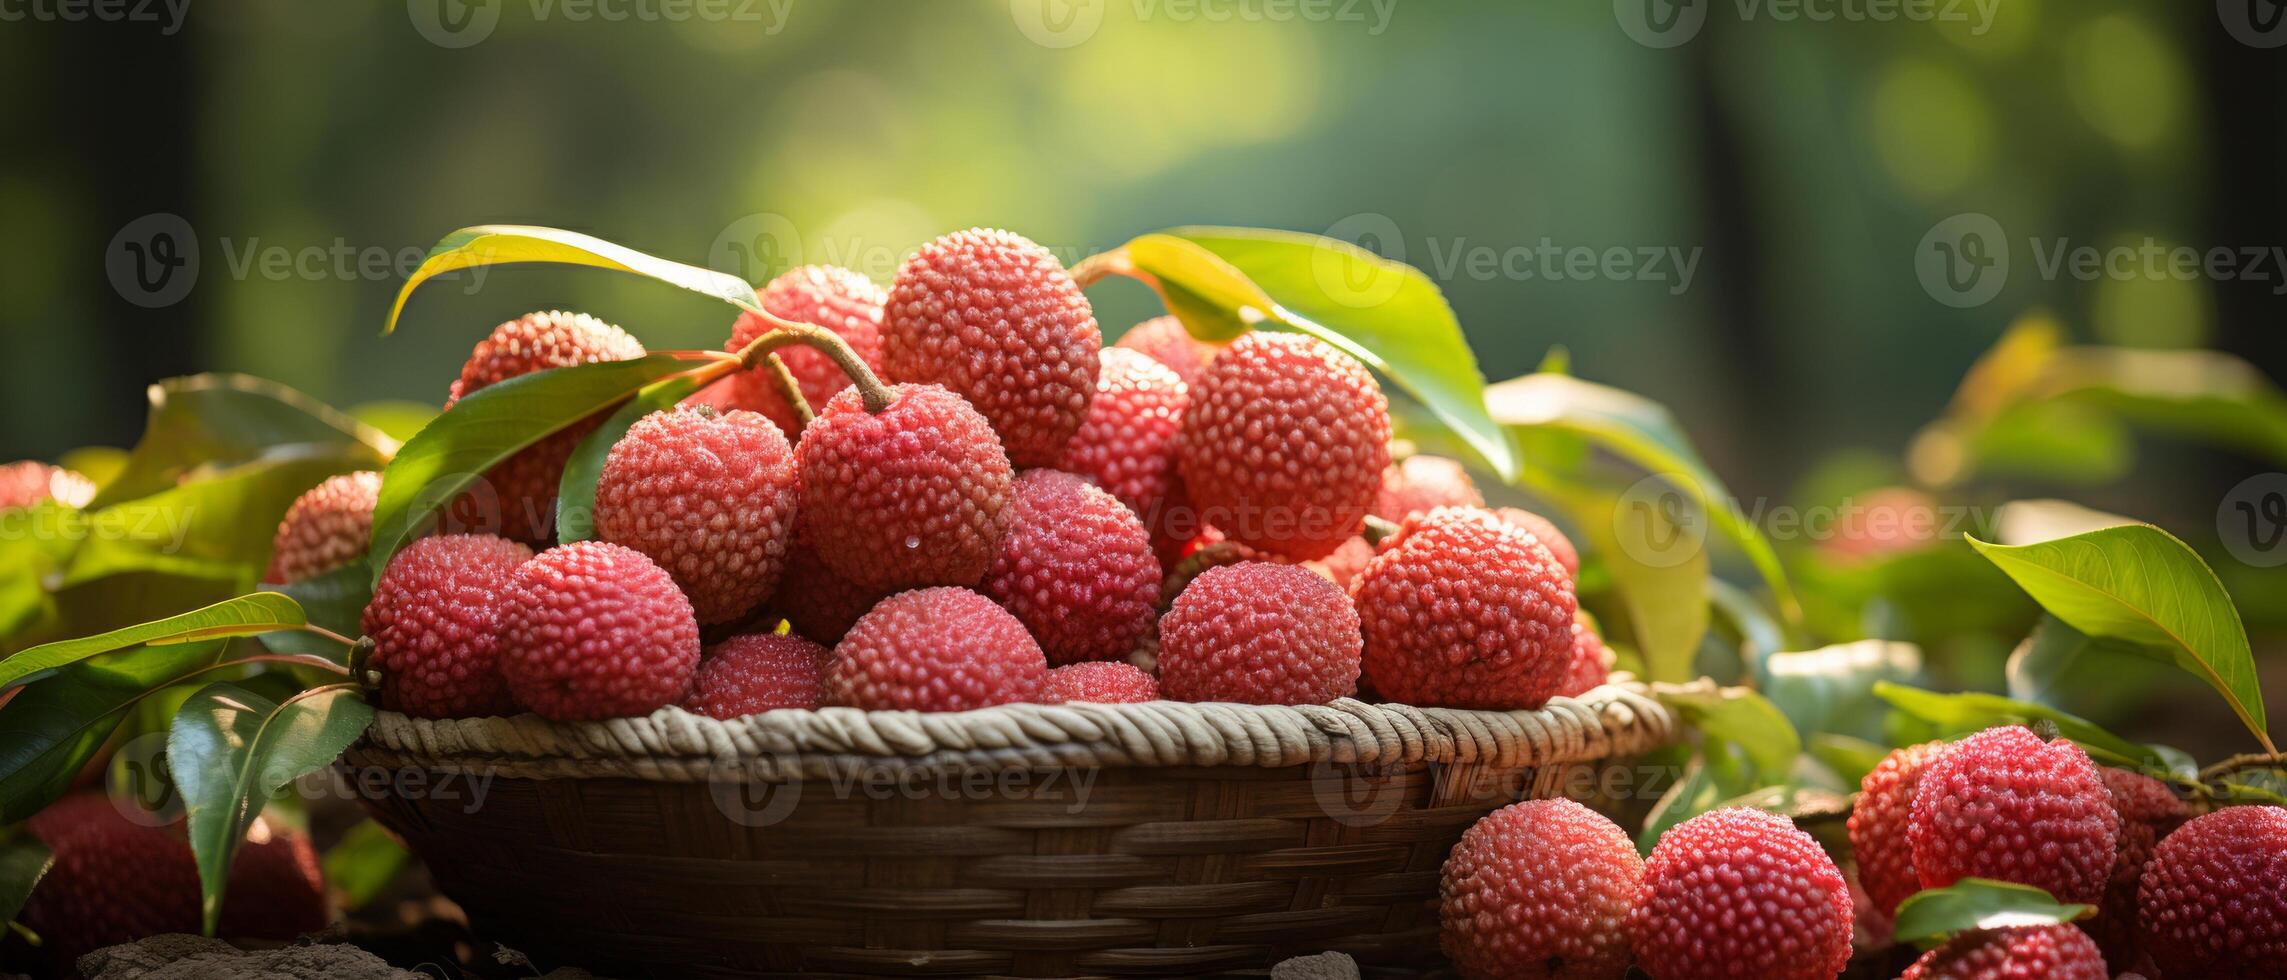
[
  {"x1": 1826, "y1": 486, "x2": 1944, "y2": 563},
  {"x1": 1114, "y1": 314, "x2": 1217, "y2": 389},
  {"x1": 216, "y1": 817, "x2": 328, "y2": 942},
  {"x1": 1038, "y1": 661, "x2": 1159, "y2": 704},
  {"x1": 1373, "y1": 454, "x2": 1483, "y2": 522},
  {"x1": 2089, "y1": 767, "x2": 2191, "y2": 968},
  {"x1": 1631, "y1": 807, "x2": 1854, "y2": 980},
  {"x1": 765, "y1": 523, "x2": 889, "y2": 646},
  {"x1": 2138, "y1": 804, "x2": 2287, "y2": 978},
  {"x1": 826, "y1": 587, "x2": 1047, "y2": 711},
  {"x1": 683, "y1": 632, "x2": 829, "y2": 718},
  {"x1": 882, "y1": 228, "x2": 1100, "y2": 467},
  {"x1": 1557, "y1": 614, "x2": 1614, "y2": 698},
  {"x1": 1157, "y1": 561, "x2": 1360, "y2": 705},
  {"x1": 1440, "y1": 798, "x2": 1643, "y2": 980},
  {"x1": 0, "y1": 460, "x2": 94, "y2": 510},
  {"x1": 1847, "y1": 739, "x2": 1946, "y2": 919},
  {"x1": 1352, "y1": 507, "x2": 1575, "y2": 710},
  {"x1": 983, "y1": 470, "x2": 1159, "y2": 665},
  {"x1": 1909, "y1": 726, "x2": 2118, "y2": 905},
  {"x1": 1055, "y1": 347, "x2": 1189, "y2": 561},
  {"x1": 264, "y1": 470, "x2": 382, "y2": 584},
  {"x1": 447, "y1": 310, "x2": 648, "y2": 544},
  {"x1": 795, "y1": 383, "x2": 1015, "y2": 592},
  {"x1": 1496, "y1": 507, "x2": 1580, "y2": 582},
  {"x1": 1899, "y1": 924, "x2": 2107, "y2": 980},
  {"x1": 594, "y1": 406, "x2": 799, "y2": 624},
  {"x1": 1177, "y1": 331, "x2": 1390, "y2": 561},
  {"x1": 498, "y1": 540, "x2": 701, "y2": 721},
  {"x1": 361, "y1": 533, "x2": 534, "y2": 718},
  {"x1": 1307, "y1": 535, "x2": 1376, "y2": 590},
  {"x1": 722, "y1": 265, "x2": 887, "y2": 438}
]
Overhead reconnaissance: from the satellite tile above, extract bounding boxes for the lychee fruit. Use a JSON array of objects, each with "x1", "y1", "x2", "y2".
[
  {"x1": 1114, "y1": 314, "x2": 1216, "y2": 389},
  {"x1": 1307, "y1": 534, "x2": 1377, "y2": 590},
  {"x1": 264, "y1": 470, "x2": 382, "y2": 584},
  {"x1": 1825, "y1": 486, "x2": 1944, "y2": 563},
  {"x1": 1497, "y1": 507, "x2": 1580, "y2": 582},
  {"x1": 683, "y1": 632, "x2": 829, "y2": 718},
  {"x1": 1899, "y1": 924, "x2": 2107, "y2": 980},
  {"x1": 825, "y1": 587, "x2": 1047, "y2": 711},
  {"x1": 795, "y1": 382, "x2": 1015, "y2": 592},
  {"x1": 1373, "y1": 454, "x2": 1483, "y2": 521},
  {"x1": 1157, "y1": 561, "x2": 1360, "y2": 705},
  {"x1": 982, "y1": 469, "x2": 1160, "y2": 665},
  {"x1": 1556, "y1": 614, "x2": 1614, "y2": 698},
  {"x1": 723, "y1": 265, "x2": 887, "y2": 437},
  {"x1": 361, "y1": 533, "x2": 535, "y2": 718},
  {"x1": 1038, "y1": 661, "x2": 1159, "y2": 704},
  {"x1": 882, "y1": 228, "x2": 1100, "y2": 467},
  {"x1": 216, "y1": 817, "x2": 328, "y2": 942},
  {"x1": 593, "y1": 406, "x2": 799, "y2": 624},
  {"x1": 2089, "y1": 767, "x2": 2191, "y2": 968},
  {"x1": 1909, "y1": 726, "x2": 2118, "y2": 905},
  {"x1": 1440, "y1": 798, "x2": 1643, "y2": 980},
  {"x1": 1351, "y1": 507, "x2": 1575, "y2": 710},
  {"x1": 1055, "y1": 347, "x2": 1190, "y2": 561},
  {"x1": 447, "y1": 310, "x2": 648, "y2": 544},
  {"x1": 2137, "y1": 804, "x2": 2287, "y2": 978},
  {"x1": 498, "y1": 540, "x2": 701, "y2": 721},
  {"x1": 1631, "y1": 807, "x2": 1854, "y2": 980},
  {"x1": 1847, "y1": 739, "x2": 1946, "y2": 919},
  {"x1": 765, "y1": 524, "x2": 889, "y2": 646},
  {"x1": 0, "y1": 460, "x2": 94, "y2": 510},
  {"x1": 1178, "y1": 331, "x2": 1390, "y2": 561}
]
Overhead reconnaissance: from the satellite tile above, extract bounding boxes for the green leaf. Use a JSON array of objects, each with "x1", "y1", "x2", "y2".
[
  {"x1": 322, "y1": 819, "x2": 410, "y2": 910},
  {"x1": 1969, "y1": 525, "x2": 2272, "y2": 753},
  {"x1": 0, "y1": 838, "x2": 53, "y2": 927},
  {"x1": 1528, "y1": 474, "x2": 1710, "y2": 682},
  {"x1": 366, "y1": 354, "x2": 705, "y2": 579},
  {"x1": 0, "y1": 594, "x2": 305, "y2": 692},
  {"x1": 1655, "y1": 683, "x2": 1802, "y2": 780},
  {"x1": 257, "y1": 566, "x2": 370, "y2": 658},
  {"x1": 1762, "y1": 640, "x2": 1922, "y2": 741},
  {"x1": 169, "y1": 683, "x2": 373, "y2": 933},
  {"x1": 64, "y1": 447, "x2": 373, "y2": 587},
  {"x1": 1709, "y1": 579, "x2": 1788, "y2": 677},
  {"x1": 1891, "y1": 879, "x2": 2095, "y2": 947},
  {"x1": 0, "y1": 640, "x2": 227, "y2": 823},
  {"x1": 1487, "y1": 371, "x2": 1799, "y2": 628},
  {"x1": 554, "y1": 373, "x2": 706, "y2": 543},
  {"x1": 1138, "y1": 226, "x2": 1517, "y2": 481},
  {"x1": 347, "y1": 401, "x2": 440, "y2": 444},
  {"x1": 1807, "y1": 733, "x2": 1891, "y2": 786},
  {"x1": 93, "y1": 374, "x2": 392, "y2": 508},
  {"x1": 1871, "y1": 682, "x2": 2167, "y2": 773},
  {"x1": 386, "y1": 225, "x2": 762, "y2": 335},
  {"x1": 57, "y1": 447, "x2": 129, "y2": 492}
]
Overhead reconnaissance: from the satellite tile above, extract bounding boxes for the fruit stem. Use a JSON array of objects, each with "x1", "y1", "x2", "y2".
[
  {"x1": 759, "y1": 353, "x2": 815, "y2": 427},
  {"x1": 731, "y1": 317, "x2": 892, "y2": 414}
]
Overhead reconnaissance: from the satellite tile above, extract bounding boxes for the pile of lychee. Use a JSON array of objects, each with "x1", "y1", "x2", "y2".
[
  {"x1": 1436, "y1": 723, "x2": 2287, "y2": 979},
  {"x1": 278, "y1": 228, "x2": 1612, "y2": 724}
]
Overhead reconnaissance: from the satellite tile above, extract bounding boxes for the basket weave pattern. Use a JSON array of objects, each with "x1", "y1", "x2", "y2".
[{"x1": 347, "y1": 683, "x2": 1675, "y2": 977}]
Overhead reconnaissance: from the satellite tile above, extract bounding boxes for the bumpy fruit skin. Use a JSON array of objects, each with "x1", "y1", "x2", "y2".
[
  {"x1": 795, "y1": 383, "x2": 1015, "y2": 592},
  {"x1": 1497, "y1": 507, "x2": 1580, "y2": 582},
  {"x1": 2138, "y1": 805, "x2": 2287, "y2": 978},
  {"x1": 1178, "y1": 332, "x2": 1390, "y2": 561},
  {"x1": 1352, "y1": 507, "x2": 1575, "y2": 710},
  {"x1": 1309, "y1": 535, "x2": 1376, "y2": 590},
  {"x1": 683, "y1": 632, "x2": 829, "y2": 718},
  {"x1": 1847, "y1": 740, "x2": 1946, "y2": 919},
  {"x1": 882, "y1": 228, "x2": 1100, "y2": 467},
  {"x1": 264, "y1": 470, "x2": 382, "y2": 584},
  {"x1": 1899, "y1": 925, "x2": 2107, "y2": 980},
  {"x1": 766, "y1": 524, "x2": 888, "y2": 645},
  {"x1": 21, "y1": 795, "x2": 327, "y2": 970},
  {"x1": 1114, "y1": 315, "x2": 1216, "y2": 389},
  {"x1": 1631, "y1": 807, "x2": 1854, "y2": 980},
  {"x1": 498, "y1": 541, "x2": 701, "y2": 721},
  {"x1": 1157, "y1": 561, "x2": 1361, "y2": 705},
  {"x1": 1556, "y1": 614, "x2": 1614, "y2": 698},
  {"x1": 724, "y1": 265, "x2": 887, "y2": 438},
  {"x1": 1055, "y1": 348, "x2": 1190, "y2": 562},
  {"x1": 1373, "y1": 455, "x2": 1483, "y2": 521},
  {"x1": 1440, "y1": 798, "x2": 1643, "y2": 980},
  {"x1": 2090, "y1": 767, "x2": 2191, "y2": 968},
  {"x1": 1038, "y1": 661, "x2": 1159, "y2": 704},
  {"x1": 0, "y1": 460, "x2": 94, "y2": 509},
  {"x1": 983, "y1": 470, "x2": 1159, "y2": 665},
  {"x1": 362, "y1": 534, "x2": 535, "y2": 718},
  {"x1": 594, "y1": 407, "x2": 799, "y2": 624},
  {"x1": 1909, "y1": 726, "x2": 2118, "y2": 905},
  {"x1": 826, "y1": 587, "x2": 1047, "y2": 711},
  {"x1": 448, "y1": 310, "x2": 648, "y2": 544}
]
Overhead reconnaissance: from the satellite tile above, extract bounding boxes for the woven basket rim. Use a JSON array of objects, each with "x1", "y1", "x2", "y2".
[{"x1": 347, "y1": 679, "x2": 1678, "y2": 783}]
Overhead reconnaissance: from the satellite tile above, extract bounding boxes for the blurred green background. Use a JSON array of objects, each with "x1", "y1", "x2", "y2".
[{"x1": 1, "y1": 0, "x2": 2280, "y2": 517}]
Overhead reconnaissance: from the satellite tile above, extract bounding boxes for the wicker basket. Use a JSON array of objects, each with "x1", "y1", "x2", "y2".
[{"x1": 344, "y1": 682, "x2": 1677, "y2": 978}]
